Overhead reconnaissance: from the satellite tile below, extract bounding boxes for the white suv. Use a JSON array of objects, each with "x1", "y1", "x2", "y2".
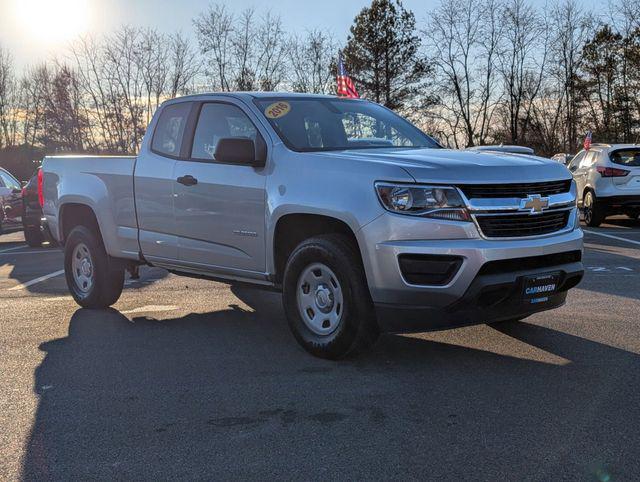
[{"x1": 568, "y1": 144, "x2": 640, "y2": 226}]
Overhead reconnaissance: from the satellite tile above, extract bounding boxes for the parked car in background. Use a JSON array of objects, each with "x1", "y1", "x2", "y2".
[
  {"x1": 22, "y1": 168, "x2": 55, "y2": 247},
  {"x1": 466, "y1": 145, "x2": 535, "y2": 155},
  {"x1": 568, "y1": 144, "x2": 640, "y2": 226},
  {"x1": 0, "y1": 167, "x2": 23, "y2": 235},
  {"x1": 551, "y1": 153, "x2": 574, "y2": 165}
]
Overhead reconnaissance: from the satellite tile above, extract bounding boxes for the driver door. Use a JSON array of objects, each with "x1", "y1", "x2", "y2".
[{"x1": 173, "y1": 101, "x2": 268, "y2": 274}]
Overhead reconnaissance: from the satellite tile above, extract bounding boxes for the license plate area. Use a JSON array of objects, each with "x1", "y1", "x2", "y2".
[{"x1": 522, "y1": 272, "x2": 561, "y2": 304}]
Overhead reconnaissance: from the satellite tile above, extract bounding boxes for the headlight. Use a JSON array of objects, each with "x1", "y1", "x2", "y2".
[{"x1": 375, "y1": 183, "x2": 470, "y2": 221}]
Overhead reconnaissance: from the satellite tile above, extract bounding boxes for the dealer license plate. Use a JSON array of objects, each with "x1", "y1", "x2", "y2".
[{"x1": 522, "y1": 273, "x2": 560, "y2": 304}]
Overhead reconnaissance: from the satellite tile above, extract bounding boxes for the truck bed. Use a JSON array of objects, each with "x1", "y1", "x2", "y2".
[{"x1": 42, "y1": 155, "x2": 140, "y2": 260}]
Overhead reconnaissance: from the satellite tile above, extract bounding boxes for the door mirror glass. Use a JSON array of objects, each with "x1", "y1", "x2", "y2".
[{"x1": 214, "y1": 138, "x2": 264, "y2": 167}]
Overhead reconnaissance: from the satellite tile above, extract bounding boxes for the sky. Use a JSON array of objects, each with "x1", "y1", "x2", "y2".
[{"x1": 0, "y1": 0, "x2": 601, "y2": 70}]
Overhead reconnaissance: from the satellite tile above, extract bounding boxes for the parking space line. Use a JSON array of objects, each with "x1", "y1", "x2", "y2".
[
  {"x1": 583, "y1": 229, "x2": 640, "y2": 247},
  {"x1": 0, "y1": 249, "x2": 61, "y2": 256},
  {"x1": 0, "y1": 244, "x2": 27, "y2": 254},
  {"x1": 7, "y1": 270, "x2": 65, "y2": 291}
]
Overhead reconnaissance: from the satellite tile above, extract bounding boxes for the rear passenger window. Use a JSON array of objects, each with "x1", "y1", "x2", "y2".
[
  {"x1": 151, "y1": 102, "x2": 192, "y2": 157},
  {"x1": 610, "y1": 149, "x2": 640, "y2": 167},
  {"x1": 191, "y1": 103, "x2": 257, "y2": 160}
]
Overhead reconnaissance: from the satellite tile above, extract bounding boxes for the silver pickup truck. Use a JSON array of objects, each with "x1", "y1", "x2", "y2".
[{"x1": 42, "y1": 93, "x2": 584, "y2": 358}]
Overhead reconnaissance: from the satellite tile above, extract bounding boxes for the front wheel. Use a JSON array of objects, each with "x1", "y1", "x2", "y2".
[
  {"x1": 282, "y1": 234, "x2": 379, "y2": 359},
  {"x1": 583, "y1": 190, "x2": 605, "y2": 227},
  {"x1": 64, "y1": 225, "x2": 124, "y2": 308}
]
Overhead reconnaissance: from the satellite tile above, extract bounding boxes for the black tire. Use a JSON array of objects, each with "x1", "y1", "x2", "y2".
[
  {"x1": 64, "y1": 225, "x2": 124, "y2": 308},
  {"x1": 282, "y1": 234, "x2": 379, "y2": 359},
  {"x1": 583, "y1": 190, "x2": 605, "y2": 227},
  {"x1": 23, "y1": 225, "x2": 44, "y2": 247}
]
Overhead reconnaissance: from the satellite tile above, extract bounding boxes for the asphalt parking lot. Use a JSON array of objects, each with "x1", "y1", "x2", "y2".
[{"x1": 1, "y1": 219, "x2": 639, "y2": 480}]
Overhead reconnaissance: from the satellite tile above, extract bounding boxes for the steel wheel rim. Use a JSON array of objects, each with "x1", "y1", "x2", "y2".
[
  {"x1": 296, "y1": 262, "x2": 344, "y2": 336},
  {"x1": 72, "y1": 243, "x2": 94, "y2": 294},
  {"x1": 584, "y1": 192, "x2": 593, "y2": 224}
]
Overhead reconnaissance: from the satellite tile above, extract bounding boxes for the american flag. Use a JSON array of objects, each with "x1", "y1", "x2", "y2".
[
  {"x1": 336, "y1": 53, "x2": 359, "y2": 99},
  {"x1": 584, "y1": 131, "x2": 592, "y2": 150}
]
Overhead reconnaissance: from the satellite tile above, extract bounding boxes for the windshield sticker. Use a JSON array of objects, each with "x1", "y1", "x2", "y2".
[{"x1": 265, "y1": 101, "x2": 291, "y2": 119}]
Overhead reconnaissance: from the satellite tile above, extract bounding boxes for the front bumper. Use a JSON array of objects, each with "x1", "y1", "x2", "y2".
[
  {"x1": 358, "y1": 211, "x2": 584, "y2": 332},
  {"x1": 598, "y1": 195, "x2": 640, "y2": 211},
  {"x1": 375, "y1": 259, "x2": 583, "y2": 332}
]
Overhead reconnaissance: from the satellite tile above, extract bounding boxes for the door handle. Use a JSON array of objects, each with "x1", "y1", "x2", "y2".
[{"x1": 177, "y1": 175, "x2": 198, "y2": 186}]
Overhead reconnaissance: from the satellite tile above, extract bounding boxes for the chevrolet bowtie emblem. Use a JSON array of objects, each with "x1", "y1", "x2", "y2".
[{"x1": 521, "y1": 194, "x2": 549, "y2": 214}]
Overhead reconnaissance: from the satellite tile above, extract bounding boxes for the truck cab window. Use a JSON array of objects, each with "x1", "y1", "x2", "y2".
[
  {"x1": 151, "y1": 102, "x2": 191, "y2": 157},
  {"x1": 191, "y1": 103, "x2": 257, "y2": 161}
]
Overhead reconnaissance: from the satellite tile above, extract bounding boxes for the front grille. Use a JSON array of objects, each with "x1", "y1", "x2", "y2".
[
  {"x1": 477, "y1": 250, "x2": 582, "y2": 276},
  {"x1": 459, "y1": 180, "x2": 572, "y2": 199},
  {"x1": 475, "y1": 210, "x2": 570, "y2": 237}
]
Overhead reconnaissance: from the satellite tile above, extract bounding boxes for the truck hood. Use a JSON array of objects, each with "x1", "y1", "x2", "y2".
[{"x1": 315, "y1": 147, "x2": 572, "y2": 184}]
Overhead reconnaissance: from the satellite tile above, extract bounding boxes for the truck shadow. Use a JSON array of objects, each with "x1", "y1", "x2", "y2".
[
  {"x1": 22, "y1": 286, "x2": 640, "y2": 480},
  {"x1": 0, "y1": 247, "x2": 168, "y2": 295},
  {"x1": 1, "y1": 230, "x2": 170, "y2": 294}
]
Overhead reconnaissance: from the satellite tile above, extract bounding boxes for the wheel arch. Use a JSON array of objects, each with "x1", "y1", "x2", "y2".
[
  {"x1": 59, "y1": 203, "x2": 103, "y2": 246},
  {"x1": 272, "y1": 213, "x2": 364, "y2": 284}
]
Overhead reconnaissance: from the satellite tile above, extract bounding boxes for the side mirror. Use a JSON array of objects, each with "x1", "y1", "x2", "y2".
[
  {"x1": 214, "y1": 138, "x2": 265, "y2": 168},
  {"x1": 569, "y1": 165, "x2": 577, "y2": 172}
]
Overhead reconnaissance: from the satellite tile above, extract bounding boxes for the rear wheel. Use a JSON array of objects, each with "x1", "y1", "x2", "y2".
[
  {"x1": 583, "y1": 190, "x2": 605, "y2": 227},
  {"x1": 64, "y1": 225, "x2": 124, "y2": 308},
  {"x1": 282, "y1": 234, "x2": 379, "y2": 359},
  {"x1": 23, "y1": 225, "x2": 44, "y2": 247}
]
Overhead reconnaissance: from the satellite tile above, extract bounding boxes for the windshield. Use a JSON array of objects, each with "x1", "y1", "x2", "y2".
[
  {"x1": 610, "y1": 149, "x2": 640, "y2": 167},
  {"x1": 255, "y1": 97, "x2": 440, "y2": 152}
]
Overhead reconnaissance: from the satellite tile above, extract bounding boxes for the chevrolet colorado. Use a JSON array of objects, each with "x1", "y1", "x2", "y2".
[{"x1": 42, "y1": 93, "x2": 584, "y2": 358}]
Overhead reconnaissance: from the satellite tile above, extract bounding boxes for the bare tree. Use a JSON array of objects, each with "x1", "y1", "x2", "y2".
[
  {"x1": 137, "y1": 29, "x2": 169, "y2": 126},
  {"x1": 548, "y1": 0, "x2": 592, "y2": 151},
  {"x1": 0, "y1": 45, "x2": 15, "y2": 148},
  {"x1": 497, "y1": 0, "x2": 549, "y2": 145},
  {"x1": 194, "y1": 3, "x2": 234, "y2": 91},
  {"x1": 255, "y1": 11, "x2": 288, "y2": 90},
  {"x1": 425, "y1": 0, "x2": 502, "y2": 147},
  {"x1": 232, "y1": 8, "x2": 258, "y2": 90},
  {"x1": 288, "y1": 30, "x2": 336, "y2": 94},
  {"x1": 194, "y1": 4, "x2": 288, "y2": 92},
  {"x1": 168, "y1": 32, "x2": 200, "y2": 98}
]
